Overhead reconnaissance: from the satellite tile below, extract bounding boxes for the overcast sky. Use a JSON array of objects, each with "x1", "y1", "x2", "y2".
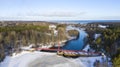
[{"x1": 0, "y1": 0, "x2": 120, "y2": 20}]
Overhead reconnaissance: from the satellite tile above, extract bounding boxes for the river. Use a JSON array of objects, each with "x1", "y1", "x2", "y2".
[{"x1": 62, "y1": 29, "x2": 87, "y2": 50}]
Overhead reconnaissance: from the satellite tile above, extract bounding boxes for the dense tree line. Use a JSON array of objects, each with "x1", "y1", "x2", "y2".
[
  {"x1": 0, "y1": 24, "x2": 67, "y2": 62},
  {"x1": 0, "y1": 25, "x2": 49, "y2": 32},
  {"x1": 87, "y1": 25, "x2": 120, "y2": 67},
  {"x1": 67, "y1": 30, "x2": 79, "y2": 37}
]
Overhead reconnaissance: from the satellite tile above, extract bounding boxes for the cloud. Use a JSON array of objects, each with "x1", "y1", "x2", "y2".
[
  {"x1": 25, "y1": 11, "x2": 87, "y2": 17},
  {"x1": 0, "y1": 11, "x2": 87, "y2": 21}
]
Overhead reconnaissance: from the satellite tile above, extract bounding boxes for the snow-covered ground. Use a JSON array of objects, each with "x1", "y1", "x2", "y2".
[
  {"x1": 0, "y1": 51, "x2": 57, "y2": 67},
  {"x1": 0, "y1": 45, "x2": 107, "y2": 67},
  {"x1": 94, "y1": 34, "x2": 101, "y2": 40},
  {"x1": 82, "y1": 44, "x2": 90, "y2": 52},
  {"x1": 98, "y1": 25, "x2": 107, "y2": 28},
  {"x1": 0, "y1": 51, "x2": 83, "y2": 67}
]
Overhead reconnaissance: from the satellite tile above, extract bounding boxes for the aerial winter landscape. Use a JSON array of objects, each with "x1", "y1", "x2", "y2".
[{"x1": 0, "y1": 0, "x2": 120, "y2": 67}]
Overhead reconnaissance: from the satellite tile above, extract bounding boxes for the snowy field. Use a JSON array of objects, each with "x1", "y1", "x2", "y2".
[{"x1": 0, "y1": 50, "x2": 105, "y2": 67}]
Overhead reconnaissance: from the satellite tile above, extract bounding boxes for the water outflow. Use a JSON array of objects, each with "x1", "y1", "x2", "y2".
[{"x1": 62, "y1": 30, "x2": 87, "y2": 50}]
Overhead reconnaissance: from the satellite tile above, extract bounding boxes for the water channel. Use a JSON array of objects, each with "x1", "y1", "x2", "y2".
[{"x1": 62, "y1": 29, "x2": 88, "y2": 51}]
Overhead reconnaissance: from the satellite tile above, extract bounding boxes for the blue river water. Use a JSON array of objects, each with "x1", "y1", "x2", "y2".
[{"x1": 62, "y1": 30, "x2": 87, "y2": 50}]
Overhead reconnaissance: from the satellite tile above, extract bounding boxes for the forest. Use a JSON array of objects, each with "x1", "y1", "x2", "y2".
[
  {"x1": 0, "y1": 23, "x2": 67, "y2": 62},
  {"x1": 88, "y1": 25, "x2": 120, "y2": 67}
]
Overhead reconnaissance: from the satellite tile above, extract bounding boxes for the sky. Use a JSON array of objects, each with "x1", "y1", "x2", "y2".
[{"x1": 0, "y1": 0, "x2": 120, "y2": 20}]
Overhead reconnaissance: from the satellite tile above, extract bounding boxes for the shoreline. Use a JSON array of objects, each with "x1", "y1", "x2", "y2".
[{"x1": 81, "y1": 36, "x2": 88, "y2": 50}]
